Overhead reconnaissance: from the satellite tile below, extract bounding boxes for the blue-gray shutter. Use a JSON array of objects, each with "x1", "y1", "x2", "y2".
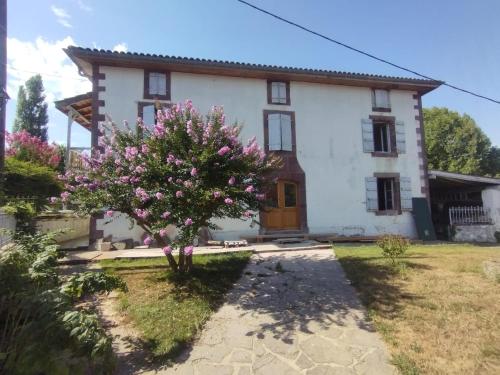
[
  {"x1": 361, "y1": 119, "x2": 374, "y2": 152},
  {"x1": 268, "y1": 113, "x2": 282, "y2": 150},
  {"x1": 142, "y1": 104, "x2": 155, "y2": 128},
  {"x1": 400, "y1": 177, "x2": 412, "y2": 210},
  {"x1": 280, "y1": 114, "x2": 292, "y2": 151},
  {"x1": 396, "y1": 120, "x2": 406, "y2": 154},
  {"x1": 365, "y1": 177, "x2": 378, "y2": 211}
]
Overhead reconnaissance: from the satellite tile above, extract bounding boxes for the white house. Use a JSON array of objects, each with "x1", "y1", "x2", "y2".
[{"x1": 56, "y1": 46, "x2": 441, "y2": 245}]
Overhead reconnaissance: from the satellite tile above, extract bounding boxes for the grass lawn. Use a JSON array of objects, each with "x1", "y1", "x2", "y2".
[
  {"x1": 101, "y1": 251, "x2": 251, "y2": 362},
  {"x1": 335, "y1": 244, "x2": 500, "y2": 375}
]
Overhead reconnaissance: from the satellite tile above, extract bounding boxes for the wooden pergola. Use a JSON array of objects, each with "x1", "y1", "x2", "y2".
[{"x1": 54, "y1": 92, "x2": 92, "y2": 167}]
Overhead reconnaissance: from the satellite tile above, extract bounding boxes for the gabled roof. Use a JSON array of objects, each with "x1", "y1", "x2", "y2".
[
  {"x1": 54, "y1": 92, "x2": 92, "y2": 130},
  {"x1": 64, "y1": 46, "x2": 442, "y2": 94}
]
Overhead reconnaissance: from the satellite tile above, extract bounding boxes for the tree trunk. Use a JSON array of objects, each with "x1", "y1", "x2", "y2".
[
  {"x1": 153, "y1": 233, "x2": 178, "y2": 272},
  {"x1": 186, "y1": 254, "x2": 193, "y2": 272},
  {"x1": 178, "y1": 251, "x2": 186, "y2": 272}
]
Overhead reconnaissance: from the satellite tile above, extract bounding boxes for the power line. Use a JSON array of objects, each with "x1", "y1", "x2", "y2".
[{"x1": 236, "y1": 0, "x2": 500, "y2": 105}]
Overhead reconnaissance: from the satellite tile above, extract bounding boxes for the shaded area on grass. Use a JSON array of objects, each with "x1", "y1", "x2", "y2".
[
  {"x1": 100, "y1": 251, "x2": 251, "y2": 369},
  {"x1": 335, "y1": 243, "x2": 500, "y2": 375}
]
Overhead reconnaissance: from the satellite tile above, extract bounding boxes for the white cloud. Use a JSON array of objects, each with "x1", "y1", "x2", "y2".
[
  {"x1": 51, "y1": 5, "x2": 72, "y2": 28},
  {"x1": 76, "y1": 0, "x2": 92, "y2": 12},
  {"x1": 6, "y1": 37, "x2": 92, "y2": 146},
  {"x1": 112, "y1": 43, "x2": 128, "y2": 53}
]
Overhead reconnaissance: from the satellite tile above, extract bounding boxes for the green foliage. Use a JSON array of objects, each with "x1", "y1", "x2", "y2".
[
  {"x1": 424, "y1": 107, "x2": 499, "y2": 176},
  {"x1": 61, "y1": 272, "x2": 128, "y2": 300},
  {"x1": 0, "y1": 231, "x2": 125, "y2": 374},
  {"x1": 63, "y1": 101, "x2": 277, "y2": 272},
  {"x1": 3, "y1": 157, "x2": 62, "y2": 204},
  {"x1": 1, "y1": 199, "x2": 37, "y2": 234},
  {"x1": 377, "y1": 235, "x2": 410, "y2": 265},
  {"x1": 13, "y1": 75, "x2": 49, "y2": 141}
]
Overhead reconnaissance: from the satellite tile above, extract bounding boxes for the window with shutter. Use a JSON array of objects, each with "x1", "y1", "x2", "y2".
[
  {"x1": 268, "y1": 81, "x2": 290, "y2": 105},
  {"x1": 400, "y1": 177, "x2": 412, "y2": 210},
  {"x1": 361, "y1": 119, "x2": 375, "y2": 152},
  {"x1": 395, "y1": 121, "x2": 406, "y2": 154},
  {"x1": 144, "y1": 70, "x2": 170, "y2": 100},
  {"x1": 372, "y1": 89, "x2": 391, "y2": 110},
  {"x1": 266, "y1": 112, "x2": 293, "y2": 151}
]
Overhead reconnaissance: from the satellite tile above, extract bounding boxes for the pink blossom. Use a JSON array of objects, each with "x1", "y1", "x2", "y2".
[
  {"x1": 166, "y1": 153, "x2": 175, "y2": 164},
  {"x1": 184, "y1": 245, "x2": 194, "y2": 256},
  {"x1": 125, "y1": 146, "x2": 139, "y2": 161},
  {"x1": 224, "y1": 197, "x2": 233, "y2": 205},
  {"x1": 161, "y1": 211, "x2": 171, "y2": 219},
  {"x1": 213, "y1": 191, "x2": 221, "y2": 198},
  {"x1": 135, "y1": 187, "x2": 149, "y2": 202},
  {"x1": 119, "y1": 176, "x2": 130, "y2": 183},
  {"x1": 143, "y1": 236, "x2": 152, "y2": 246},
  {"x1": 49, "y1": 197, "x2": 58, "y2": 204},
  {"x1": 141, "y1": 144, "x2": 149, "y2": 154},
  {"x1": 159, "y1": 228, "x2": 168, "y2": 237},
  {"x1": 167, "y1": 177, "x2": 173, "y2": 183},
  {"x1": 228, "y1": 176, "x2": 235, "y2": 185},
  {"x1": 243, "y1": 210, "x2": 253, "y2": 218},
  {"x1": 155, "y1": 192, "x2": 164, "y2": 200},
  {"x1": 190, "y1": 167, "x2": 198, "y2": 177},
  {"x1": 176, "y1": 190, "x2": 184, "y2": 198},
  {"x1": 184, "y1": 180, "x2": 193, "y2": 188},
  {"x1": 245, "y1": 185, "x2": 254, "y2": 193},
  {"x1": 60, "y1": 191, "x2": 70, "y2": 202},
  {"x1": 163, "y1": 246, "x2": 172, "y2": 255},
  {"x1": 256, "y1": 193, "x2": 266, "y2": 201},
  {"x1": 134, "y1": 209, "x2": 150, "y2": 220},
  {"x1": 175, "y1": 159, "x2": 183, "y2": 166},
  {"x1": 218, "y1": 146, "x2": 231, "y2": 156},
  {"x1": 105, "y1": 210, "x2": 114, "y2": 217},
  {"x1": 185, "y1": 218, "x2": 193, "y2": 226},
  {"x1": 135, "y1": 165, "x2": 145, "y2": 174}
]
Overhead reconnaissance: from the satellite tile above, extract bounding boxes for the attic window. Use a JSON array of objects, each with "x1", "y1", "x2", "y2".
[
  {"x1": 144, "y1": 70, "x2": 170, "y2": 100},
  {"x1": 268, "y1": 80, "x2": 290, "y2": 105},
  {"x1": 372, "y1": 89, "x2": 391, "y2": 111}
]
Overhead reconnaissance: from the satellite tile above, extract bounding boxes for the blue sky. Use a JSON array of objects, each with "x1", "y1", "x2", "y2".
[{"x1": 6, "y1": 0, "x2": 500, "y2": 147}]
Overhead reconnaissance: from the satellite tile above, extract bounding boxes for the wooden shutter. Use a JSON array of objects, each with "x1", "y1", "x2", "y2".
[
  {"x1": 365, "y1": 177, "x2": 378, "y2": 211},
  {"x1": 396, "y1": 120, "x2": 406, "y2": 154},
  {"x1": 268, "y1": 113, "x2": 282, "y2": 150},
  {"x1": 400, "y1": 177, "x2": 412, "y2": 210},
  {"x1": 361, "y1": 119, "x2": 374, "y2": 152},
  {"x1": 280, "y1": 114, "x2": 292, "y2": 151}
]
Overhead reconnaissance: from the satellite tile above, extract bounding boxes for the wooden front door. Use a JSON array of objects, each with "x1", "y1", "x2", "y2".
[{"x1": 262, "y1": 181, "x2": 299, "y2": 230}]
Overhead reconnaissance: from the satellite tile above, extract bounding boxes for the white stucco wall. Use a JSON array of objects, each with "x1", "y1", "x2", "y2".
[
  {"x1": 482, "y1": 186, "x2": 500, "y2": 229},
  {"x1": 98, "y1": 66, "x2": 425, "y2": 240}
]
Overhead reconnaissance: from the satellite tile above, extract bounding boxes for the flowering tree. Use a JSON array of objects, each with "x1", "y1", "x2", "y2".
[
  {"x1": 6, "y1": 130, "x2": 62, "y2": 169},
  {"x1": 59, "y1": 100, "x2": 276, "y2": 272}
]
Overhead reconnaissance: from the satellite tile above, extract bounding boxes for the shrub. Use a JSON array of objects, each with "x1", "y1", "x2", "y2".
[
  {"x1": 377, "y1": 235, "x2": 410, "y2": 265},
  {"x1": 0, "y1": 230, "x2": 126, "y2": 374},
  {"x1": 3, "y1": 157, "x2": 62, "y2": 205},
  {"x1": 5, "y1": 130, "x2": 62, "y2": 169}
]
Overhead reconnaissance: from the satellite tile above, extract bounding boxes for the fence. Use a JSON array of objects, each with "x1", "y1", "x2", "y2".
[{"x1": 449, "y1": 206, "x2": 492, "y2": 225}]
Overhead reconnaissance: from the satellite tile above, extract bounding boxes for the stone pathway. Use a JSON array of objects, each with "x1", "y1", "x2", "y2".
[{"x1": 163, "y1": 249, "x2": 396, "y2": 375}]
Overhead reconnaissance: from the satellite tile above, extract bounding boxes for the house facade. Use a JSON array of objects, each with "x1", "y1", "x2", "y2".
[{"x1": 58, "y1": 46, "x2": 441, "y2": 244}]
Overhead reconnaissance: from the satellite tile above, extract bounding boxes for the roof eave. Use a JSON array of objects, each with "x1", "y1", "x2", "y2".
[{"x1": 64, "y1": 47, "x2": 442, "y2": 94}]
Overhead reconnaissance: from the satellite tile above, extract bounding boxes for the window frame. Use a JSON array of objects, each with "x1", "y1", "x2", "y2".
[
  {"x1": 263, "y1": 110, "x2": 296, "y2": 154},
  {"x1": 374, "y1": 173, "x2": 401, "y2": 215},
  {"x1": 369, "y1": 115, "x2": 397, "y2": 157},
  {"x1": 143, "y1": 69, "x2": 171, "y2": 100},
  {"x1": 267, "y1": 80, "x2": 291, "y2": 105},
  {"x1": 137, "y1": 101, "x2": 168, "y2": 136},
  {"x1": 372, "y1": 88, "x2": 391, "y2": 112}
]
